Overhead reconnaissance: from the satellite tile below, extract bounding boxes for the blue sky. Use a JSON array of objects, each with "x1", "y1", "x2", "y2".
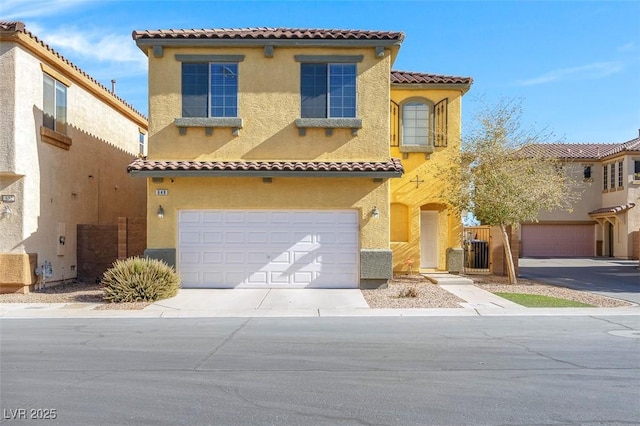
[{"x1": 3, "y1": 0, "x2": 639, "y2": 142}]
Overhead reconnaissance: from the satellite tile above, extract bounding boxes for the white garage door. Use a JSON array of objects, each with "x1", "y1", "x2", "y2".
[
  {"x1": 178, "y1": 210, "x2": 359, "y2": 288},
  {"x1": 521, "y1": 224, "x2": 595, "y2": 257}
]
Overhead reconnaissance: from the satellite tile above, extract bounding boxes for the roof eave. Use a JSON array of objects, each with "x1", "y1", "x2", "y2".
[
  {"x1": 134, "y1": 37, "x2": 403, "y2": 54},
  {"x1": 391, "y1": 82, "x2": 472, "y2": 94},
  {"x1": 128, "y1": 169, "x2": 403, "y2": 178}
]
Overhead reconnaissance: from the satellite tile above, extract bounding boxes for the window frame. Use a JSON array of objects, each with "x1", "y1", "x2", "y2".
[
  {"x1": 610, "y1": 162, "x2": 616, "y2": 189},
  {"x1": 43, "y1": 73, "x2": 68, "y2": 134},
  {"x1": 300, "y1": 62, "x2": 357, "y2": 119},
  {"x1": 634, "y1": 160, "x2": 640, "y2": 181},
  {"x1": 618, "y1": 161, "x2": 623, "y2": 188},
  {"x1": 181, "y1": 62, "x2": 239, "y2": 119},
  {"x1": 603, "y1": 164, "x2": 608, "y2": 190},
  {"x1": 399, "y1": 97, "x2": 435, "y2": 153}
]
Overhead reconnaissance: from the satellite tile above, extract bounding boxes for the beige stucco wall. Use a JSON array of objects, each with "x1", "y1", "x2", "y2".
[
  {"x1": 389, "y1": 87, "x2": 465, "y2": 271},
  {"x1": 147, "y1": 46, "x2": 391, "y2": 161},
  {"x1": 0, "y1": 33, "x2": 147, "y2": 291},
  {"x1": 529, "y1": 155, "x2": 639, "y2": 259}
]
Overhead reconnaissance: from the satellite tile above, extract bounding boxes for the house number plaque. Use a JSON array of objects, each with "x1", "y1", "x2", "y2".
[
  {"x1": 155, "y1": 189, "x2": 168, "y2": 196},
  {"x1": 1, "y1": 195, "x2": 15, "y2": 203}
]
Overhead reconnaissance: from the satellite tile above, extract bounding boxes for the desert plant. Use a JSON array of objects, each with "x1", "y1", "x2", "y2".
[
  {"x1": 398, "y1": 286, "x2": 419, "y2": 298},
  {"x1": 101, "y1": 257, "x2": 181, "y2": 303}
]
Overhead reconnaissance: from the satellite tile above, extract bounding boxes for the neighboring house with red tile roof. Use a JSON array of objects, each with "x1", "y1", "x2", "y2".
[
  {"x1": 129, "y1": 27, "x2": 472, "y2": 288},
  {"x1": 516, "y1": 132, "x2": 640, "y2": 260},
  {"x1": 0, "y1": 21, "x2": 148, "y2": 293}
]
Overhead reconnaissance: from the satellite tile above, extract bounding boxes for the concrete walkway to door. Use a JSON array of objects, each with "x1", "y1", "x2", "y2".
[{"x1": 519, "y1": 258, "x2": 640, "y2": 304}]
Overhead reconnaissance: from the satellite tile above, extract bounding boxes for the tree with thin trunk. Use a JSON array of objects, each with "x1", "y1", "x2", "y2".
[{"x1": 441, "y1": 98, "x2": 581, "y2": 284}]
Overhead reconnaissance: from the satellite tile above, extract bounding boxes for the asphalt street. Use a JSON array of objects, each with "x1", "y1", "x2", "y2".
[
  {"x1": 1, "y1": 316, "x2": 638, "y2": 425},
  {"x1": 519, "y1": 258, "x2": 640, "y2": 304}
]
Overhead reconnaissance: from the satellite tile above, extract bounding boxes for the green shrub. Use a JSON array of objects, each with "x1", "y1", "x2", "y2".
[{"x1": 101, "y1": 257, "x2": 181, "y2": 303}]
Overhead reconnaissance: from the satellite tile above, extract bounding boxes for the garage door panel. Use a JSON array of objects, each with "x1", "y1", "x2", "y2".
[
  {"x1": 180, "y1": 231, "x2": 200, "y2": 244},
  {"x1": 248, "y1": 272, "x2": 268, "y2": 283},
  {"x1": 247, "y1": 232, "x2": 268, "y2": 244},
  {"x1": 178, "y1": 210, "x2": 359, "y2": 288},
  {"x1": 202, "y1": 212, "x2": 223, "y2": 223},
  {"x1": 202, "y1": 252, "x2": 222, "y2": 264},
  {"x1": 225, "y1": 212, "x2": 246, "y2": 224},
  {"x1": 180, "y1": 211, "x2": 201, "y2": 224},
  {"x1": 522, "y1": 224, "x2": 594, "y2": 257},
  {"x1": 270, "y1": 251, "x2": 291, "y2": 264},
  {"x1": 225, "y1": 252, "x2": 245, "y2": 263},
  {"x1": 201, "y1": 232, "x2": 222, "y2": 244},
  {"x1": 180, "y1": 251, "x2": 200, "y2": 264}
]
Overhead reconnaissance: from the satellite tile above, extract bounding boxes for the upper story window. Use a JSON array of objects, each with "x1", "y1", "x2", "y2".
[
  {"x1": 618, "y1": 161, "x2": 623, "y2": 188},
  {"x1": 301, "y1": 63, "x2": 356, "y2": 118},
  {"x1": 634, "y1": 160, "x2": 640, "y2": 181},
  {"x1": 182, "y1": 63, "x2": 238, "y2": 118},
  {"x1": 583, "y1": 165, "x2": 592, "y2": 180},
  {"x1": 43, "y1": 73, "x2": 67, "y2": 134},
  {"x1": 610, "y1": 162, "x2": 616, "y2": 189},
  {"x1": 603, "y1": 164, "x2": 608, "y2": 190},
  {"x1": 138, "y1": 132, "x2": 145, "y2": 156},
  {"x1": 402, "y1": 101, "x2": 430, "y2": 147}
]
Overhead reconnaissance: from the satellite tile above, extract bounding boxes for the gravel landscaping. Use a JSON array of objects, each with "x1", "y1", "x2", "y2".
[{"x1": 0, "y1": 274, "x2": 633, "y2": 310}]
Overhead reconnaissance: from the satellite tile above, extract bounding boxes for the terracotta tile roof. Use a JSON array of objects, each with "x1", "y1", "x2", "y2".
[
  {"x1": 132, "y1": 27, "x2": 405, "y2": 42},
  {"x1": 516, "y1": 143, "x2": 616, "y2": 159},
  {"x1": 517, "y1": 136, "x2": 640, "y2": 160},
  {"x1": 601, "y1": 135, "x2": 640, "y2": 157},
  {"x1": 589, "y1": 203, "x2": 635, "y2": 216},
  {"x1": 0, "y1": 21, "x2": 146, "y2": 120},
  {"x1": 391, "y1": 70, "x2": 473, "y2": 85},
  {"x1": 128, "y1": 158, "x2": 404, "y2": 177}
]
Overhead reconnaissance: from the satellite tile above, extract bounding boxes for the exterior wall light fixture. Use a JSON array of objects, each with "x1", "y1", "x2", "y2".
[
  {"x1": 371, "y1": 206, "x2": 380, "y2": 219},
  {"x1": 157, "y1": 205, "x2": 165, "y2": 219},
  {"x1": 1, "y1": 204, "x2": 12, "y2": 219}
]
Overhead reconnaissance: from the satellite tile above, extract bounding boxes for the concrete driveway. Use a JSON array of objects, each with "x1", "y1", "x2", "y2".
[{"x1": 519, "y1": 258, "x2": 640, "y2": 304}]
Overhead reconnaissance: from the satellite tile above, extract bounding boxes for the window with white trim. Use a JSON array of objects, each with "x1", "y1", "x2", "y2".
[
  {"x1": 43, "y1": 73, "x2": 67, "y2": 134},
  {"x1": 300, "y1": 63, "x2": 356, "y2": 118},
  {"x1": 402, "y1": 101, "x2": 430, "y2": 147},
  {"x1": 634, "y1": 160, "x2": 640, "y2": 180},
  {"x1": 618, "y1": 161, "x2": 623, "y2": 188},
  {"x1": 138, "y1": 132, "x2": 145, "y2": 156},
  {"x1": 182, "y1": 63, "x2": 238, "y2": 118},
  {"x1": 610, "y1": 162, "x2": 616, "y2": 189},
  {"x1": 603, "y1": 164, "x2": 608, "y2": 190}
]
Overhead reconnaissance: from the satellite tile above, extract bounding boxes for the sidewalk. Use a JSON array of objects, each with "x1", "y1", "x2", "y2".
[{"x1": 1, "y1": 284, "x2": 638, "y2": 319}]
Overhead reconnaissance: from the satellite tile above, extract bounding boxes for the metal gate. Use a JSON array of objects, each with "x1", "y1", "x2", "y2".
[{"x1": 463, "y1": 226, "x2": 491, "y2": 273}]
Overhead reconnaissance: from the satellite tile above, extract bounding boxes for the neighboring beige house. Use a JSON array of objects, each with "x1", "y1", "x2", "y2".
[
  {"x1": 518, "y1": 131, "x2": 640, "y2": 259},
  {"x1": 0, "y1": 21, "x2": 148, "y2": 293}
]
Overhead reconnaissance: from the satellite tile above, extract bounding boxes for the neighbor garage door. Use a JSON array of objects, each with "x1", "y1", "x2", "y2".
[
  {"x1": 178, "y1": 210, "x2": 359, "y2": 288},
  {"x1": 521, "y1": 224, "x2": 594, "y2": 257}
]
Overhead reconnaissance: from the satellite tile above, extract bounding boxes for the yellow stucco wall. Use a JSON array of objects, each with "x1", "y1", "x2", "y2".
[
  {"x1": 147, "y1": 46, "x2": 391, "y2": 161},
  {"x1": 144, "y1": 44, "x2": 396, "y2": 254},
  {"x1": 390, "y1": 88, "x2": 465, "y2": 271},
  {"x1": 146, "y1": 177, "x2": 389, "y2": 250}
]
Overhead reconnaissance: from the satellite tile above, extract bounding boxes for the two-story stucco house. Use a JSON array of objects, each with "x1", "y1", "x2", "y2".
[
  {"x1": 518, "y1": 132, "x2": 640, "y2": 259},
  {"x1": 0, "y1": 21, "x2": 148, "y2": 293},
  {"x1": 129, "y1": 27, "x2": 471, "y2": 289}
]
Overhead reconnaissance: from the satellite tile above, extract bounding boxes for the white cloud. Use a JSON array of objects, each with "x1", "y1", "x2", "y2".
[
  {"x1": 617, "y1": 42, "x2": 635, "y2": 52},
  {"x1": 1, "y1": 0, "x2": 92, "y2": 20},
  {"x1": 26, "y1": 25, "x2": 147, "y2": 77},
  {"x1": 516, "y1": 62, "x2": 624, "y2": 86}
]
